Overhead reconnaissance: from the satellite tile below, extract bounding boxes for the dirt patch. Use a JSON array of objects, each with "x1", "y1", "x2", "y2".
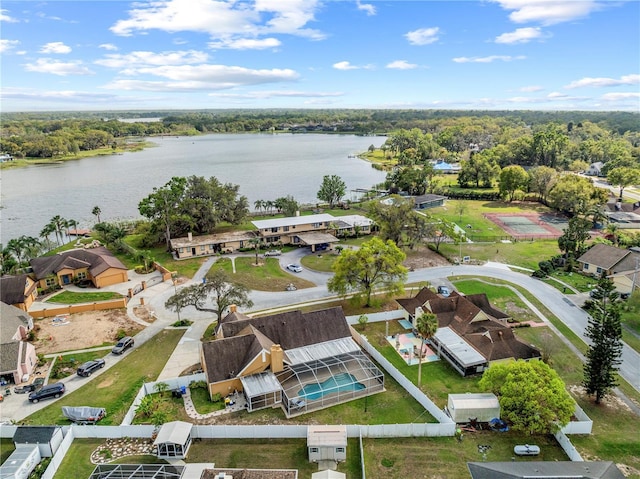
[
  {"x1": 569, "y1": 384, "x2": 631, "y2": 412},
  {"x1": 33, "y1": 310, "x2": 144, "y2": 355},
  {"x1": 133, "y1": 305, "x2": 157, "y2": 323},
  {"x1": 403, "y1": 246, "x2": 451, "y2": 270}
]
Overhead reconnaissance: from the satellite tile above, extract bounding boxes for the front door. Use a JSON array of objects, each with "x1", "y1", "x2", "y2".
[{"x1": 62, "y1": 274, "x2": 71, "y2": 285}]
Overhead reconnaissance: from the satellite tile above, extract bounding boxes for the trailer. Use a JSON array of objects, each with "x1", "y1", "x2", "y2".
[{"x1": 62, "y1": 406, "x2": 106, "y2": 425}]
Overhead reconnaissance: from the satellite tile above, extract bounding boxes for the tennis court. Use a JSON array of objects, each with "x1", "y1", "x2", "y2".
[{"x1": 484, "y1": 212, "x2": 568, "y2": 239}]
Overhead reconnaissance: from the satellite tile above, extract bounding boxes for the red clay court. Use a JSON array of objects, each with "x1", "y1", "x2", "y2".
[{"x1": 483, "y1": 212, "x2": 569, "y2": 239}]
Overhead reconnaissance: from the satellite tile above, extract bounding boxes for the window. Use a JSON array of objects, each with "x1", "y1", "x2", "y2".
[
  {"x1": 200, "y1": 245, "x2": 205, "y2": 252},
  {"x1": 336, "y1": 447, "x2": 345, "y2": 453},
  {"x1": 312, "y1": 222, "x2": 321, "y2": 228},
  {"x1": 283, "y1": 226, "x2": 289, "y2": 232},
  {"x1": 210, "y1": 244, "x2": 215, "y2": 250},
  {"x1": 583, "y1": 263, "x2": 589, "y2": 270},
  {"x1": 76, "y1": 272, "x2": 87, "y2": 280},
  {"x1": 45, "y1": 277, "x2": 57, "y2": 287},
  {"x1": 179, "y1": 248, "x2": 184, "y2": 253},
  {"x1": 271, "y1": 227, "x2": 279, "y2": 233},
  {"x1": 596, "y1": 267, "x2": 603, "y2": 274},
  {"x1": 310, "y1": 448, "x2": 318, "y2": 453}
]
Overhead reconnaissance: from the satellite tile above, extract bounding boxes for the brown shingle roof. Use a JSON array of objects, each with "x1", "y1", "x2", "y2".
[
  {"x1": 202, "y1": 335, "x2": 265, "y2": 383},
  {"x1": 0, "y1": 274, "x2": 31, "y2": 305},
  {"x1": 30, "y1": 246, "x2": 127, "y2": 280},
  {"x1": 577, "y1": 244, "x2": 630, "y2": 271}
]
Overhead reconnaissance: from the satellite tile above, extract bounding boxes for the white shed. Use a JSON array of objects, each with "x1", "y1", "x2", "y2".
[
  {"x1": 12, "y1": 426, "x2": 63, "y2": 458},
  {"x1": 447, "y1": 393, "x2": 500, "y2": 423},
  {"x1": 307, "y1": 425, "x2": 347, "y2": 463}
]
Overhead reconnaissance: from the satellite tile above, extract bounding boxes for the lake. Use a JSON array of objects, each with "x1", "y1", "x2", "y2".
[{"x1": 0, "y1": 133, "x2": 387, "y2": 243}]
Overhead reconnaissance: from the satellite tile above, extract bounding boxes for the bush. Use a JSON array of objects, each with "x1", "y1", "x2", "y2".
[
  {"x1": 538, "y1": 260, "x2": 554, "y2": 274},
  {"x1": 189, "y1": 380, "x2": 208, "y2": 390},
  {"x1": 116, "y1": 329, "x2": 128, "y2": 340},
  {"x1": 532, "y1": 269, "x2": 546, "y2": 278}
]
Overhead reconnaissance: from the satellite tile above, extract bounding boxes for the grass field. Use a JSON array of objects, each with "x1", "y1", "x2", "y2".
[
  {"x1": 22, "y1": 329, "x2": 184, "y2": 426},
  {"x1": 212, "y1": 256, "x2": 316, "y2": 291},
  {"x1": 45, "y1": 291, "x2": 124, "y2": 304}
]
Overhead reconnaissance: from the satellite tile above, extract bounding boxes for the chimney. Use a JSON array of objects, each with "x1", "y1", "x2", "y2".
[
  {"x1": 188, "y1": 232, "x2": 193, "y2": 241},
  {"x1": 230, "y1": 304, "x2": 237, "y2": 313},
  {"x1": 270, "y1": 344, "x2": 284, "y2": 373},
  {"x1": 295, "y1": 210, "x2": 300, "y2": 216}
]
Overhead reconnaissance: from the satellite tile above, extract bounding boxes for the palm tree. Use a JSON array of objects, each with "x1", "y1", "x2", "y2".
[
  {"x1": 40, "y1": 223, "x2": 56, "y2": 252},
  {"x1": 604, "y1": 223, "x2": 620, "y2": 246},
  {"x1": 248, "y1": 237, "x2": 262, "y2": 266},
  {"x1": 92, "y1": 206, "x2": 102, "y2": 224},
  {"x1": 415, "y1": 312, "x2": 438, "y2": 388},
  {"x1": 254, "y1": 199, "x2": 265, "y2": 214},
  {"x1": 47, "y1": 215, "x2": 67, "y2": 246}
]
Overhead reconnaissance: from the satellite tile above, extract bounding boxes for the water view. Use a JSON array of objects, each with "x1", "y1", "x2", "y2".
[{"x1": 0, "y1": 133, "x2": 386, "y2": 243}]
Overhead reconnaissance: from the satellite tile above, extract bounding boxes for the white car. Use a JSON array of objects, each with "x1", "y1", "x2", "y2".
[{"x1": 286, "y1": 264, "x2": 303, "y2": 273}]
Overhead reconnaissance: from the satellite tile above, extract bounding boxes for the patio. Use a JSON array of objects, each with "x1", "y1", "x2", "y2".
[{"x1": 386, "y1": 331, "x2": 439, "y2": 366}]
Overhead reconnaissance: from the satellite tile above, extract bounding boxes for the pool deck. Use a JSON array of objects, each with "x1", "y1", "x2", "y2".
[{"x1": 386, "y1": 332, "x2": 439, "y2": 366}]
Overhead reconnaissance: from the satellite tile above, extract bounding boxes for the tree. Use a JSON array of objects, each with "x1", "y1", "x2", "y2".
[
  {"x1": 92, "y1": 206, "x2": 102, "y2": 224},
  {"x1": 367, "y1": 195, "x2": 416, "y2": 246},
  {"x1": 454, "y1": 201, "x2": 468, "y2": 222},
  {"x1": 424, "y1": 217, "x2": 461, "y2": 253},
  {"x1": 528, "y1": 166, "x2": 558, "y2": 203},
  {"x1": 479, "y1": 360, "x2": 574, "y2": 434},
  {"x1": 607, "y1": 167, "x2": 640, "y2": 199},
  {"x1": 558, "y1": 216, "x2": 591, "y2": 264},
  {"x1": 46, "y1": 215, "x2": 67, "y2": 246},
  {"x1": 582, "y1": 277, "x2": 623, "y2": 404},
  {"x1": 205, "y1": 268, "x2": 254, "y2": 321},
  {"x1": 499, "y1": 165, "x2": 529, "y2": 202},
  {"x1": 385, "y1": 167, "x2": 430, "y2": 196},
  {"x1": 457, "y1": 152, "x2": 500, "y2": 188},
  {"x1": 328, "y1": 237, "x2": 407, "y2": 307},
  {"x1": 317, "y1": 175, "x2": 346, "y2": 208},
  {"x1": 415, "y1": 312, "x2": 438, "y2": 388},
  {"x1": 274, "y1": 195, "x2": 299, "y2": 217},
  {"x1": 138, "y1": 177, "x2": 188, "y2": 251},
  {"x1": 547, "y1": 174, "x2": 608, "y2": 215}
]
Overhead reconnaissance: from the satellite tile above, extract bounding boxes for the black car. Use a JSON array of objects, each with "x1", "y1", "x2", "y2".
[
  {"x1": 112, "y1": 336, "x2": 134, "y2": 355},
  {"x1": 77, "y1": 358, "x2": 106, "y2": 377},
  {"x1": 29, "y1": 382, "x2": 65, "y2": 403}
]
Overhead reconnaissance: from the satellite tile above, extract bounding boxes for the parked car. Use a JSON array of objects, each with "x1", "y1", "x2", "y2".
[
  {"x1": 286, "y1": 264, "x2": 303, "y2": 273},
  {"x1": 264, "y1": 250, "x2": 282, "y2": 257},
  {"x1": 437, "y1": 285, "x2": 451, "y2": 297},
  {"x1": 112, "y1": 336, "x2": 134, "y2": 355},
  {"x1": 14, "y1": 377, "x2": 44, "y2": 394},
  {"x1": 514, "y1": 444, "x2": 540, "y2": 456},
  {"x1": 29, "y1": 382, "x2": 65, "y2": 403},
  {"x1": 77, "y1": 358, "x2": 106, "y2": 377}
]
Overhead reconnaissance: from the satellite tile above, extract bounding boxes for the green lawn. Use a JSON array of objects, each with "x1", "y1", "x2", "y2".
[
  {"x1": 543, "y1": 270, "x2": 599, "y2": 293},
  {"x1": 0, "y1": 438, "x2": 15, "y2": 464},
  {"x1": 440, "y1": 240, "x2": 560, "y2": 271},
  {"x1": 50, "y1": 350, "x2": 109, "y2": 380},
  {"x1": 212, "y1": 256, "x2": 315, "y2": 291},
  {"x1": 22, "y1": 329, "x2": 184, "y2": 426},
  {"x1": 45, "y1": 291, "x2": 124, "y2": 304}
]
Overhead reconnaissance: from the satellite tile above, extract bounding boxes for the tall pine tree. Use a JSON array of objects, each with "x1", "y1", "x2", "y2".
[{"x1": 582, "y1": 277, "x2": 623, "y2": 404}]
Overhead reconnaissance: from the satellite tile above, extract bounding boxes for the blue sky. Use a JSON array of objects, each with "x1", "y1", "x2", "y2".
[{"x1": 1, "y1": 0, "x2": 638, "y2": 112}]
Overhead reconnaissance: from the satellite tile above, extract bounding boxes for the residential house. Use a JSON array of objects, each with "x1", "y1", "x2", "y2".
[
  {"x1": 586, "y1": 161, "x2": 605, "y2": 176},
  {"x1": 432, "y1": 160, "x2": 461, "y2": 174},
  {"x1": 577, "y1": 243, "x2": 640, "y2": 294},
  {"x1": 467, "y1": 461, "x2": 625, "y2": 479},
  {"x1": 170, "y1": 230, "x2": 258, "y2": 260},
  {"x1": 413, "y1": 194, "x2": 447, "y2": 210},
  {"x1": 396, "y1": 288, "x2": 540, "y2": 376},
  {"x1": 0, "y1": 274, "x2": 38, "y2": 310},
  {"x1": 201, "y1": 306, "x2": 385, "y2": 417},
  {"x1": 251, "y1": 213, "x2": 372, "y2": 252},
  {"x1": 29, "y1": 246, "x2": 128, "y2": 289},
  {"x1": 0, "y1": 302, "x2": 37, "y2": 384},
  {"x1": 604, "y1": 200, "x2": 640, "y2": 227}
]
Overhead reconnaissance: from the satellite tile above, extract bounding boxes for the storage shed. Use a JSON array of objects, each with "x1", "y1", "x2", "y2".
[
  {"x1": 153, "y1": 421, "x2": 193, "y2": 460},
  {"x1": 447, "y1": 393, "x2": 500, "y2": 423},
  {"x1": 12, "y1": 426, "x2": 63, "y2": 458},
  {"x1": 307, "y1": 425, "x2": 347, "y2": 463},
  {"x1": 0, "y1": 445, "x2": 41, "y2": 479}
]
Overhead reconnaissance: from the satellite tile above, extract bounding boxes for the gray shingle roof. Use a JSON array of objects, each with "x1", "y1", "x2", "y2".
[
  {"x1": 577, "y1": 244, "x2": 630, "y2": 271},
  {"x1": 0, "y1": 274, "x2": 33, "y2": 305},
  {"x1": 467, "y1": 461, "x2": 625, "y2": 479},
  {"x1": 13, "y1": 426, "x2": 60, "y2": 445},
  {"x1": 0, "y1": 302, "x2": 32, "y2": 343}
]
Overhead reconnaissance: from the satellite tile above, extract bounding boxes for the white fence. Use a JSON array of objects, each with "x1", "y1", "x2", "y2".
[
  {"x1": 554, "y1": 430, "x2": 584, "y2": 461},
  {"x1": 41, "y1": 426, "x2": 74, "y2": 479},
  {"x1": 346, "y1": 310, "x2": 407, "y2": 325},
  {"x1": 121, "y1": 384, "x2": 147, "y2": 426},
  {"x1": 561, "y1": 404, "x2": 593, "y2": 435},
  {"x1": 144, "y1": 373, "x2": 206, "y2": 395}
]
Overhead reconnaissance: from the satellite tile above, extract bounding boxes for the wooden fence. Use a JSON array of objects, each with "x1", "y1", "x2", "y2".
[{"x1": 29, "y1": 298, "x2": 128, "y2": 319}]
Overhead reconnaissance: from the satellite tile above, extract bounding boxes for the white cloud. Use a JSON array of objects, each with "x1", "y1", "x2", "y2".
[
  {"x1": 600, "y1": 92, "x2": 640, "y2": 101},
  {"x1": 495, "y1": 27, "x2": 545, "y2": 44},
  {"x1": 547, "y1": 91, "x2": 567, "y2": 99},
  {"x1": 103, "y1": 64, "x2": 299, "y2": 91},
  {"x1": 208, "y1": 90, "x2": 343, "y2": 99},
  {"x1": 40, "y1": 42, "x2": 72, "y2": 54},
  {"x1": 99, "y1": 43, "x2": 118, "y2": 51},
  {"x1": 1, "y1": 9, "x2": 18, "y2": 22},
  {"x1": 24, "y1": 58, "x2": 94, "y2": 76},
  {"x1": 95, "y1": 50, "x2": 209, "y2": 69},
  {"x1": 453, "y1": 55, "x2": 526, "y2": 63},
  {"x1": 491, "y1": 0, "x2": 603, "y2": 26},
  {"x1": 0, "y1": 39, "x2": 20, "y2": 53},
  {"x1": 405, "y1": 27, "x2": 440, "y2": 45},
  {"x1": 208, "y1": 37, "x2": 281, "y2": 50},
  {"x1": 565, "y1": 74, "x2": 640, "y2": 89},
  {"x1": 333, "y1": 61, "x2": 358, "y2": 70},
  {"x1": 110, "y1": 0, "x2": 324, "y2": 40},
  {"x1": 0, "y1": 87, "x2": 122, "y2": 104},
  {"x1": 356, "y1": 1, "x2": 376, "y2": 16},
  {"x1": 386, "y1": 60, "x2": 417, "y2": 70},
  {"x1": 519, "y1": 85, "x2": 543, "y2": 92}
]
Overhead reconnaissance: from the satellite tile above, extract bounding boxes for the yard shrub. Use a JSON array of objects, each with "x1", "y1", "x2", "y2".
[
  {"x1": 189, "y1": 380, "x2": 207, "y2": 390},
  {"x1": 538, "y1": 260, "x2": 554, "y2": 275}
]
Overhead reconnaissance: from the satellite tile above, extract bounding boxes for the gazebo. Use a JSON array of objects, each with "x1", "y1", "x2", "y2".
[{"x1": 153, "y1": 421, "x2": 193, "y2": 460}]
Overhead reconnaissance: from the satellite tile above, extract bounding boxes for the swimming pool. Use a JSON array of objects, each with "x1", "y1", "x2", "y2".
[{"x1": 298, "y1": 373, "x2": 365, "y2": 400}]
